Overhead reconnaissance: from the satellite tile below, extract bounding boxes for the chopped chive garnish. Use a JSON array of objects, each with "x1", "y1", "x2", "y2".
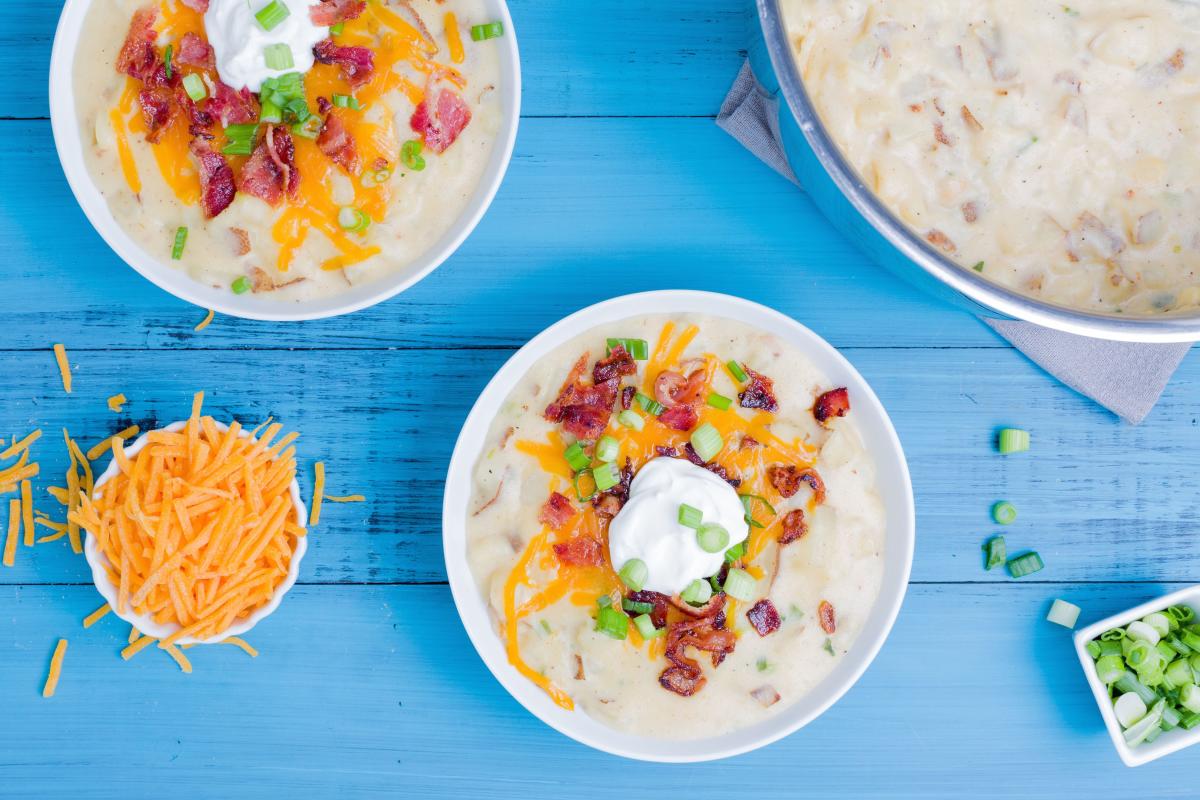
[
  {"x1": 563, "y1": 441, "x2": 590, "y2": 472},
  {"x1": 594, "y1": 605, "x2": 628, "y2": 640},
  {"x1": 722, "y1": 568, "x2": 756, "y2": 601},
  {"x1": 680, "y1": 578, "x2": 712, "y2": 606},
  {"x1": 982, "y1": 535, "x2": 1006, "y2": 570},
  {"x1": 539, "y1": 619, "x2": 552, "y2": 634},
  {"x1": 726, "y1": 360, "x2": 749, "y2": 382},
  {"x1": 469, "y1": 21, "x2": 504, "y2": 41},
  {"x1": 1046, "y1": 599, "x2": 1080, "y2": 629},
  {"x1": 332, "y1": 93, "x2": 361, "y2": 110},
  {"x1": 724, "y1": 542, "x2": 745, "y2": 564},
  {"x1": 170, "y1": 226, "x2": 188, "y2": 260},
  {"x1": 756, "y1": 657, "x2": 772, "y2": 673},
  {"x1": 163, "y1": 44, "x2": 173, "y2": 80},
  {"x1": 991, "y1": 501, "x2": 1017, "y2": 525},
  {"x1": 622, "y1": 599, "x2": 654, "y2": 615},
  {"x1": 706, "y1": 392, "x2": 732, "y2": 411},
  {"x1": 973, "y1": 261, "x2": 985, "y2": 272},
  {"x1": 696, "y1": 523, "x2": 730, "y2": 554},
  {"x1": 593, "y1": 462, "x2": 620, "y2": 492},
  {"x1": 605, "y1": 338, "x2": 649, "y2": 360},
  {"x1": 689, "y1": 423, "x2": 723, "y2": 462},
  {"x1": 254, "y1": 0, "x2": 290, "y2": 31},
  {"x1": 632, "y1": 613, "x2": 663, "y2": 639},
  {"x1": 594, "y1": 435, "x2": 618, "y2": 463},
  {"x1": 231, "y1": 276, "x2": 251, "y2": 294},
  {"x1": 329, "y1": 21, "x2": 344, "y2": 35},
  {"x1": 635, "y1": 392, "x2": 664, "y2": 416},
  {"x1": 1006, "y1": 550, "x2": 1044, "y2": 578},
  {"x1": 618, "y1": 558, "x2": 647, "y2": 592},
  {"x1": 677, "y1": 503, "x2": 703, "y2": 529},
  {"x1": 616, "y1": 409, "x2": 644, "y2": 431},
  {"x1": 823, "y1": 638, "x2": 836, "y2": 656},
  {"x1": 182, "y1": 73, "x2": 207, "y2": 102},
  {"x1": 264, "y1": 43, "x2": 294, "y2": 70},
  {"x1": 401, "y1": 139, "x2": 426, "y2": 171},
  {"x1": 997, "y1": 427, "x2": 1030, "y2": 454}
]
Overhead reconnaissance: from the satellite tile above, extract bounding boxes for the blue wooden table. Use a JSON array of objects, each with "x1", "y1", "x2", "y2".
[{"x1": 4, "y1": 2, "x2": 1200, "y2": 796}]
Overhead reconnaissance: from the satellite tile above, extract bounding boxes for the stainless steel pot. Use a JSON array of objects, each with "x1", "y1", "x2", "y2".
[{"x1": 754, "y1": 0, "x2": 1200, "y2": 343}]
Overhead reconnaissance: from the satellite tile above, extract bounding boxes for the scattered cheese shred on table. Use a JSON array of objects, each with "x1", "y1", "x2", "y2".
[
  {"x1": 163, "y1": 643, "x2": 193, "y2": 673},
  {"x1": 122, "y1": 634, "x2": 157, "y2": 660},
  {"x1": 46, "y1": 486, "x2": 68, "y2": 505},
  {"x1": 323, "y1": 494, "x2": 365, "y2": 503},
  {"x1": 128, "y1": 626, "x2": 140, "y2": 644},
  {"x1": 42, "y1": 639, "x2": 68, "y2": 698},
  {"x1": 71, "y1": 392, "x2": 306, "y2": 648},
  {"x1": 221, "y1": 636, "x2": 259, "y2": 657},
  {"x1": 20, "y1": 480, "x2": 32, "y2": 547},
  {"x1": 82, "y1": 602, "x2": 111, "y2": 629},
  {"x1": 107, "y1": 394, "x2": 127, "y2": 413},
  {"x1": 62, "y1": 430, "x2": 83, "y2": 554},
  {"x1": 3, "y1": 498, "x2": 18, "y2": 566},
  {"x1": 193, "y1": 309, "x2": 215, "y2": 332},
  {"x1": 0, "y1": 430, "x2": 41, "y2": 461},
  {"x1": 85, "y1": 425, "x2": 140, "y2": 462},
  {"x1": 311, "y1": 462, "x2": 326, "y2": 526},
  {"x1": 53, "y1": 344, "x2": 72, "y2": 393}
]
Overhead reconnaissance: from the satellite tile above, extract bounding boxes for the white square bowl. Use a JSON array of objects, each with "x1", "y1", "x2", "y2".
[{"x1": 1073, "y1": 585, "x2": 1200, "y2": 767}]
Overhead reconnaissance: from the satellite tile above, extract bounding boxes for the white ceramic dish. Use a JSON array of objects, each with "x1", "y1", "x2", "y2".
[
  {"x1": 83, "y1": 419, "x2": 308, "y2": 644},
  {"x1": 1074, "y1": 585, "x2": 1200, "y2": 767},
  {"x1": 47, "y1": 0, "x2": 521, "y2": 321},
  {"x1": 442, "y1": 290, "x2": 916, "y2": 762}
]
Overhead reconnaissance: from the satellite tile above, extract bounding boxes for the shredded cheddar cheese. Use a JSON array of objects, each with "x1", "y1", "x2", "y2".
[
  {"x1": 194, "y1": 309, "x2": 215, "y2": 332},
  {"x1": 220, "y1": 636, "x2": 258, "y2": 657},
  {"x1": 107, "y1": 394, "x2": 128, "y2": 413},
  {"x1": 42, "y1": 639, "x2": 68, "y2": 698},
  {"x1": 121, "y1": 634, "x2": 157, "y2": 660},
  {"x1": 323, "y1": 494, "x2": 365, "y2": 503},
  {"x1": 53, "y1": 344, "x2": 72, "y2": 393},
  {"x1": 444, "y1": 12, "x2": 465, "y2": 63},
  {"x1": 0, "y1": 430, "x2": 41, "y2": 461},
  {"x1": 3, "y1": 498, "x2": 18, "y2": 567},
  {"x1": 83, "y1": 602, "x2": 112, "y2": 629},
  {"x1": 86, "y1": 425, "x2": 140, "y2": 462},
  {"x1": 163, "y1": 643, "x2": 193, "y2": 673},
  {"x1": 310, "y1": 461, "x2": 326, "y2": 526},
  {"x1": 20, "y1": 480, "x2": 32, "y2": 547}
]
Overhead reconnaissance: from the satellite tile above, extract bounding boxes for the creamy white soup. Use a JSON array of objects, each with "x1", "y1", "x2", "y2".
[
  {"x1": 466, "y1": 314, "x2": 886, "y2": 738},
  {"x1": 783, "y1": 0, "x2": 1200, "y2": 315}
]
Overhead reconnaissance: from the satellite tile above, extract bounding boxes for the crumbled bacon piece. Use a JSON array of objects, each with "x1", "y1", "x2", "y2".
[
  {"x1": 116, "y1": 8, "x2": 160, "y2": 83},
  {"x1": 620, "y1": 386, "x2": 635, "y2": 410},
  {"x1": 176, "y1": 87, "x2": 214, "y2": 134},
  {"x1": 238, "y1": 125, "x2": 299, "y2": 207},
  {"x1": 230, "y1": 227, "x2": 251, "y2": 256},
  {"x1": 657, "y1": 404, "x2": 697, "y2": 432},
  {"x1": 625, "y1": 590, "x2": 670, "y2": 628},
  {"x1": 592, "y1": 458, "x2": 632, "y2": 516},
  {"x1": 552, "y1": 536, "x2": 602, "y2": 567},
  {"x1": 751, "y1": 685, "x2": 781, "y2": 707},
  {"x1": 738, "y1": 367, "x2": 779, "y2": 412},
  {"x1": 189, "y1": 138, "x2": 236, "y2": 218},
  {"x1": 208, "y1": 82, "x2": 259, "y2": 126},
  {"x1": 800, "y1": 468, "x2": 826, "y2": 504},
  {"x1": 560, "y1": 406, "x2": 608, "y2": 440},
  {"x1": 670, "y1": 592, "x2": 725, "y2": 619},
  {"x1": 313, "y1": 39, "x2": 374, "y2": 87},
  {"x1": 180, "y1": 0, "x2": 209, "y2": 11},
  {"x1": 659, "y1": 599, "x2": 737, "y2": 697},
  {"x1": 176, "y1": 32, "x2": 214, "y2": 69},
  {"x1": 545, "y1": 352, "x2": 620, "y2": 440},
  {"x1": 778, "y1": 509, "x2": 807, "y2": 545},
  {"x1": 410, "y1": 87, "x2": 472, "y2": 154},
  {"x1": 768, "y1": 464, "x2": 825, "y2": 503},
  {"x1": 538, "y1": 492, "x2": 574, "y2": 530},
  {"x1": 316, "y1": 96, "x2": 333, "y2": 114},
  {"x1": 740, "y1": 435, "x2": 761, "y2": 450},
  {"x1": 593, "y1": 345, "x2": 636, "y2": 384},
  {"x1": 925, "y1": 229, "x2": 957, "y2": 254},
  {"x1": 137, "y1": 89, "x2": 173, "y2": 143},
  {"x1": 317, "y1": 110, "x2": 360, "y2": 173},
  {"x1": 654, "y1": 445, "x2": 678, "y2": 457},
  {"x1": 309, "y1": 0, "x2": 366, "y2": 25},
  {"x1": 813, "y1": 387, "x2": 850, "y2": 424},
  {"x1": 818, "y1": 600, "x2": 836, "y2": 634},
  {"x1": 746, "y1": 599, "x2": 781, "y2": 636}
]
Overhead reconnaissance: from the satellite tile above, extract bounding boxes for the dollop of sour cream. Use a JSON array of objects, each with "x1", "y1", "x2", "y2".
[
  {"x1": 608, "y1": 458, "x2": 750, "y2": 596},
  {"x1": 205, "y1": 0, "x2": 328, "y2": 93}
]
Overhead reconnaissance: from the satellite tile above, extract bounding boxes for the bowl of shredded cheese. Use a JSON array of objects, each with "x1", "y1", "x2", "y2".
[{"x1": 74, "y1": 393, "x2": 308, "y2": 647}]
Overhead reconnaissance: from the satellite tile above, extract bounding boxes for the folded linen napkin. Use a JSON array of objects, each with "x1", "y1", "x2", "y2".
[{"x1": 718, "y1": 61, "x2": 1190, "y2": 424}]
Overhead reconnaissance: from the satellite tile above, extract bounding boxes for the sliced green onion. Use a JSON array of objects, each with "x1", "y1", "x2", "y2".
[
  {"x1": 982, "y1": 535, "x2": 1006, "y2": 571},
  {"x1": 677, "y1": 503, "x2": 703, "y2": 529},
  {"x1": 1182, "y1": 630, "x2": 1200, "y2": 651},
  {"x1": 1170, "y1": 605, "x2": 1196, "y2": 623},
  {"x1": 1085, "y1": 640, "x2": 1101, "y2": 659},
  {"x1": 254, "y1": 0, "x2": 290, "y2": 31},
  {"x1": 1046, "y1": 599, "x2": 1080, "y2": 629},
  {"x1": 1183, "y1": 712, "x2": 1200, "y2": 730},
  {"x1": 469, "y1": 20, "x2": 504, "y2": 40},
  {"x1": 1167, "y1": 636, "x2": 1192, "y2": 656},
  {"x1": 1156, "y1": 641, "x2": 1177, "y2": 662},
  {"x1": 1095, "y1": 654, "x2": 1127, "y2": 684},
  {"x1": 563, "y1": 441, "x2": 590, "y2": 472},
  {"x1": 283, "y1": 97, "x2": 310, "y2": 123},
  {"x1": 163, "y1": 44, "x2": 173, "y2": 80},
  {"x1": 1100, "y1": 628, "x2": 1127, "y2": 642},
  {"x1": 170, "y1": 226, "x2": 188, "y2": 260},
  {"x1": 1114, "y1": 672, "x2": 1158, "y2": 706},
  {"x1": 1167, "y1": 658, "x2": 1194, "y2": 691},
  {"x1": 336, "y1": 207, "x2": 371, "y2": 233},
  {"x1": 724, "y1": 542, "x2": 745, "y2": 564},
  {"x1": 1162, "y1": 704, "x2": 1182, "y2": 730},
  {"x1": 997, "y1": 427, "x2": 1030, "y2": 454},
  {"x1": 571, "y1": 469, "x2": 595, "y2": 502},
  {"x1": 689, "y1": 422, "x2": 723, "y2": 462},
  {"x1": 722, "y1": 568, "x2": 756, "y2": 601},
  {"x1": 823, "y1": 638, "x2": 836, "y2": 656},
  {"x1": 605, "y1": 338, "x2": 649, "y2": 360},
  {"x1": 622, "y1": 599, "x2": 654, "y2": 615},
  {"x1": 756, "y1": 657, "x2": 772, "y2": 673},
  {"x1": 1123, "y1": 699, "x2": 1165, "y2": 746},
  {"x1": 597, "y1": 595, "x2": 611, "y2": 608},
  {"x1": 291, "y1": 117, "x2": 321, "y2": 140},
  {"x1": 680, "y1": 579, "x2": 712, "y2": 606},
  {"x1": 594, "y1": 606, "x2": 628, "y2": 640},
  {"x1": 1143, "y1": 612, "x2": 1172, "y2": 638},
  {"x1": 991, "y1": 501, "x2": 1017, "y2": 525},
  {"x1": 1096, "y1": 640, "x2": 1123, "y2": 658},
  {"x1": 740, "y1": 494, "x2": 775, "y2": 528},
  {"x1": 221, "y1": 123, "x2": 259, "y2": 156},
  {"x1": 593, "y1": 462, "x2": 620, "y2": 492},
  {"x1": 259, "y1": 99, "x2": 283, "y2": 124},
  {"x1": 706, "y1": 392, "x2": 732, "y2": 411},
  {"x1": 726, "y1": 360, "x2": 749, "y2": 382},
  {"x1": 616, "y1": 409, "x2": 644, "y2": 431},
  {"x1": 618, "y1": 558, "x2": 647, "y2": 592},
  {"x1": 1181, "y1": 683, "x2": 1200, "y2": 714},
  {"x1": 1114, "y1": 692, "x2": 1148, "y2": 728},
  {"x1": 401, "y1": 139, "x2": 426, "y2": 171},
  {"x1": 696, "y1": 523, "x2": 730, "y2": 554},
  {"x1": 539, "y1": 619, "x2": 552, "y2": 635},
  {"x1": 332, "y1": 93, "x2": 361, "y2": 110},
  {"x1": 329, "y1": 21, "x2": 344, "y2": 35},
  {"x1": 263, "y1": 43, "x2": 294, "y2": 70},
  {"x1": 231, "y1": 276, "x2": 251, "y2": 295},
  {"x1": 594, "y1": 435, "x2": 619, "y2": 463},
  {"x1": 1006, "y1": 551, "x2": 1043, "y2": 578},
  {"x1": 633, "y1": 613, "x2": 663, "y2": 639},
  {"x1": 1128, "y1": 620, "x2": 1161, "y2": 646},
  {"x1": 182, "y1": 72, "x2": 207, "y2": 102},
  {"x1": 635, "y1": 392, "x2": 664, "y2": 416}
]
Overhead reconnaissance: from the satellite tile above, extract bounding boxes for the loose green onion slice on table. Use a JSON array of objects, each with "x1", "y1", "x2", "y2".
[
  {"x1": 594, "y1": 435, "x2": 619, "y2": 463},
  {"x1": 332, "y1": 93, "x2": 361, "y2": 110},
  {"x1": 264, "y1": 43, "x2": 294, "y2": 70},
  {"x1": 1046, "y1": 598, "x2": 1080, "y2": 629},
  {"x1": 401, "y1": 139, "x2": 426, "y2": 171},
  {"x1": 982, "y1": 535, "x2": 1006, "y2": 571},
  {"x1": 170, "y1": 226, "x2": 188, "y2": 260},
  {"x1": 616, "y1": 410, "x2": 644, "y2": 431},
  {"x1": 1006, "y1": 551, "x2": 1043, "y2": 578},
  {"x1": 706, "y1": 392, "x2": 732, "y2": 411},
  {"x1": 696, "y1": 523, "x2": 730, "y2": 554},
  {"x1": 337, "y1": 207, "x2": 371, "y2": 233},
  {"x1": 622, "y1": 599, "x2": 654, "y2": 615},
  {"x1": 991, "y1": 501, "x2": 1017, "y2": 525},
  {"x1": 593, "y1": 462, "x2": 620, "y2": 492},
  {"x1": 164, "y1": 44, "x2": 173, "y2": 80},
  {"x1": 677, "y1": 503, "x2": 703, "y2": 529},
  {"x1": 680, "y1": 578, "x2": 712, "y2": 606},
  {"x1": 689, "y1": 422, "x2": 723, "y2": 462},
  {"x1": 329, "y1": 21, "x2": 344, "y2": 35},
  {"x1": 618, "y1": 558, "x2": 647, "y2": 592},
  {"x1": 182, "y1": 72, "x2": 207, "y2": 102},
  {"x1": 722, "y1": 568, "x2": 756, "y2": 601},
  {"x1": 563, "y1": 441, "x2": 590, "y2": 472},
  {"x1": 255, "y1": 0, "x2": 290, "y2": 31},
  {"x1": 231, "y1": 276, "x2": 251, "y2": 295},
  {"x1": 726, "y1": 360, "x2": 749, "y2": 382},
  {"x1": 997, "y1": 427, "x2": 1030, "y2": 454},
  {"x1": 594, "y1": 605, "x2": 628, "y2": 640},
  {"x1": 632, "y1": 613, "x2": 663, "y2": 639},
  {"x1": 605, "y1": 338, "x2": 648, "y2": 360},
  {"x1": 470, "y1": 21, "x2": 504, "y2": 40},
  {"x1": 221, "y1": 123, "x2": 259, "y2": 156}
]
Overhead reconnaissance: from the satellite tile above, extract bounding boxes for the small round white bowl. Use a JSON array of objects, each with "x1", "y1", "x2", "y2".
[
  {"x1": 442, "y1": 290, "x2": 916, "y2": 762},
  {"x1": 84, "y1": 419, "x2": 308, "y2": 644},
  {"x1": 48, "y1": 0, "x2": 521, "y2": 321}
]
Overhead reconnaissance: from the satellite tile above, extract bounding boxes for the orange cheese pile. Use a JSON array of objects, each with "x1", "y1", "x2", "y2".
[{"x1": 71, "y1": 392, "x2": 306, "y2": 646}]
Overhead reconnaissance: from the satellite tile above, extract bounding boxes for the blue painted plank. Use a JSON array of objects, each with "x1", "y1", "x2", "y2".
[{"x1": 3, "y1": 583, "x2": 1196, "y2": 797}]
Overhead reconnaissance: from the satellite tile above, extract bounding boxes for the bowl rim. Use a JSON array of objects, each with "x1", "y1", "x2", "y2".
[
  {"x1": 1072, "y1": 585, "x2": 1200, "y2": 767},
  {"x1": 756, "y1": 0, "x2": 1200, "y2": 343},
  {"x1": 48, "y1": 0, "x2": 522, "y2": 322},
  {"x1": 83, "y1": 418, "x2": 309, "y2": 645},
  {"x1": 441, "y1": 289, "x2": 916, "y2": 762}
]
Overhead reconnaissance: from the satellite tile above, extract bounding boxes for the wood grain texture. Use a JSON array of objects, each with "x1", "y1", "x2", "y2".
[{"x1": 3, "y1": 583, "x2": 1197, "y2": 798}]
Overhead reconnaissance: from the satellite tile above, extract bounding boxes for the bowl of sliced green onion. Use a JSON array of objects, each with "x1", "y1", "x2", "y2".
[{"x1": 1075, "y1": 586, "x2": 1200, "y2": 767}]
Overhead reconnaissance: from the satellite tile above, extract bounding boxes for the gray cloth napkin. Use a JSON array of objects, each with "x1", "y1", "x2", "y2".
[{"x1": 718, "y1": 61, "x2": 1190, "y2": 424}]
